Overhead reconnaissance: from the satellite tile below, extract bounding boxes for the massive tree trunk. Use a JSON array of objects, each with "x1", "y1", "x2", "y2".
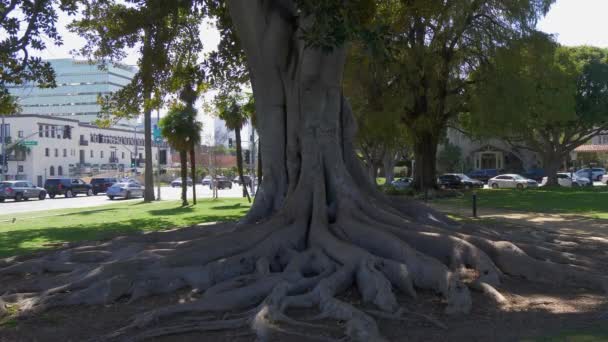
[
  {"x1": 235, "y1": 126, "x2": 251, "y2": 202},
  {"x1": 1, "y1": 2, "x2": 606, "y2": 342},
  {"x1": 189, "y1": 147, "x2": 197, "y2": 205},
  {"x1": 413, "y1": 131, "x2": 439, "y2": 190},
  {"x1": 180, "y1": 149, "x2": 189, "y2": 207}
]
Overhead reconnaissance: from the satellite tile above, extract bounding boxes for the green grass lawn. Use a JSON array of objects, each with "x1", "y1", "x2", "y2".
[
  {"x1": 0, "y1": 198, "x2": 251, "y2": 258},
  {"x1": 376, "y1": 177, "x2": 386, "y2": 185},
  {"x1": 433, "y1": 186, "x2": 608, "y2": 218}
]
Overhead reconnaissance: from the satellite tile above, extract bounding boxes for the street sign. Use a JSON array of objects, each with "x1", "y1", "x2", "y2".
[{"x1": 21, "y1": 141, "x2": 38, "y2": 146}]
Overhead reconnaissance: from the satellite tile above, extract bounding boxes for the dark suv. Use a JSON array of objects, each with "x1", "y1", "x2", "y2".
[
  {"x1": 90, "y1": 177, "x2": 118, "y2": 195},
  {"x1": 44, "y1": 178, "x2": 93, "y2": 198}
]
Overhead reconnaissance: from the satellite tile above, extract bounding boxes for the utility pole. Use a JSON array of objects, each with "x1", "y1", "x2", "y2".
[
  {"x1": 1, "y1": 116, "x2": 6, "y2": 181},
  {"x1": 156, "y1": 109, "x2": 161, "y2": 200}
]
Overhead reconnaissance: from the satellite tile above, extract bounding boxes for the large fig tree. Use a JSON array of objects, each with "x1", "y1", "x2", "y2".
[{"x1": 0, "y1": 1, "x2": 606, "y2": 342}]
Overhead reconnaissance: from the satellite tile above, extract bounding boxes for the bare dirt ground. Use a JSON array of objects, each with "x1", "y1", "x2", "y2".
[{"x1": 1, "y1": 206, "x2": 607, "y2": 342}]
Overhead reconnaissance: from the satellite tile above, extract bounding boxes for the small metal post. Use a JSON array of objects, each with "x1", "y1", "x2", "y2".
[{"x1": 472, "y1": 191, "x2": 478, "y2": 218}]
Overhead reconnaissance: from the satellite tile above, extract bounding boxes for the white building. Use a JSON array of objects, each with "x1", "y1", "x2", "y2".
[
  {"x1": 0, "y1": 115, "x2": 171, "y2": 186},
  {"x1": 7, "y1": 58, "x2": 138, "y2": 128}
]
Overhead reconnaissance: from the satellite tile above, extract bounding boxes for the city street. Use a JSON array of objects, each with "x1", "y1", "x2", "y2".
[{"x1": 0, "y1": 184, "x2": 251, "y2": 216}]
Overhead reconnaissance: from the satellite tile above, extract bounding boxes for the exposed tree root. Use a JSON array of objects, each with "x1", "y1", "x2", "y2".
[{"x1": 2, "y1": 170, "x2": 607, "y2": 342}]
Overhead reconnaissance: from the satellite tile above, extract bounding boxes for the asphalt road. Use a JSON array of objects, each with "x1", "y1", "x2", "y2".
[{"x1": 0, "y1": 184, "x2": 251, "y2": 216}]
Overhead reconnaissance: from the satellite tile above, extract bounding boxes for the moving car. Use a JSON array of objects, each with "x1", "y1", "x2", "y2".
[
  {"x1": 202, "y1": 176, "x2": 212, "y2": 186},
  {"x1": 44, "y1": 178, "x2": 93, "y2": 198},
  {"x1": 171, "y1": 177, "x2": 193, "y2": 187},
  {"x1": 106, "y1": 182, "x2": 144, "y2": 200},
  {"x1": 488, "y1": 174, "x2": 538, "y2": 189},
  {"x1": 542, "y1": 173, "x2": 590, "y2": 187},
  {"x1": 391, "y1": 177, "x2": 412, "y2": 190},
  {"x1": 467, "y1": 169, "x2": 500, "y2": 183},
  {"x1": 211, "y1": 176, "x2": 232, "y2": 190},
  {"x1": 0, "y1": 181, "x2": 47, "y2": 202},
  {"x1": 575, "y1": 168, "x2": 606, "y2": 181},
  {"x1": 90, "y1": 177, "x2": 118, "y2": 195},
  {"x1": 437, "y1": 173, "x2": 484, "y2": 189}
]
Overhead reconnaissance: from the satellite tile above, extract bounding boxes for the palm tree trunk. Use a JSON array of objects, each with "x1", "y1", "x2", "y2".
[
  {"x1": 180, "y1": 149, "x2": 188, "y2": 206},
  {"x1": 235, "y1": 127, "x2": 251, "y2": 202},
  {"x1": 190, "y1": 147, "x2": 197, "y2": 205}
]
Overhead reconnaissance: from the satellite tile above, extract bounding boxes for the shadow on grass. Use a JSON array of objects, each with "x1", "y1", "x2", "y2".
[
  {"x1": 148, "y1": 206, "x2": 195, "y2": 216},
  {"x1": 0, "y1": 213, "x2": 246, "y2": 258},
  {"x1": 57, "y1": 208, "x2": 118, "y2": 217},
  {"x1": 210, "y1": 203, "x2": 249, "y2": 210}
]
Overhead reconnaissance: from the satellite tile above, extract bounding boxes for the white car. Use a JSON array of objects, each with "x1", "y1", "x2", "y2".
[
  {"x1": 542, "y1": 173, "x2": 590, "y2": 187},
  {"x1": 602, "y1": 174, "x2": 608, "y2": 185},
  {"x1": 488, "y1": 174, "x2": 538, "y2": 189},
  {"x1": 575, "y1": 168, "x2": 606, "y2": 182}
]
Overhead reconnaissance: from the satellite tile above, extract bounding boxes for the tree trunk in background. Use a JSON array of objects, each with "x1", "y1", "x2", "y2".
[
  {"x1": 235, "y1": 126, "x2": 251, "y2": 202},
  {"x1": 190, "y1": 147, "x2": 197, "y2": 205},
  {"x1": 413, "y1": 131, "x2": 439, "y2": 190},
  {"x1": 542, "y1": 151, "x2": 563, "y2": 186},
  {"x1": 383, "y1": 151, "x2": 396, "y2": 185},
  {"x1": 257, "y1": 137, "x2": 262, "y2": 190},
  {"x1": 179, "y1": 149, "x2": 188, "y2": 206},
  {"x1": 142, "y1": 27, "x2": 155, "y2": 202}
]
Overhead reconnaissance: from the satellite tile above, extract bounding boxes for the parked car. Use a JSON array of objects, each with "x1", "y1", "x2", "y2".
[
  {"x1": 575, "y1": 168, "x2": 606, "y2": 181},
  {"x1": 106, "y1": 182, "x2": 144, "y2": 200},
  {"x1": 391, "y1": 177, "x2": 412, "y2": 190},
  {"x1": 467, "y1": 169, "x2": 500, "y2": 183},
  {"x1": 90, "y1": 177, "x2": 118, "y2": 195},
  {"x1": 44, "y1": 178, "x2": 93, "y2": 198},
  {"x1": 171, "y1": 177, "x2": 193, "y2": 187},
  {"x1": 202, "y1": 176, "x2": 212, "y2": 186},
  {"x1": 602, "y1": 174, "x2": 608, "y2": 185},
  {"x1": 437, "y1": 173, "x2": 484, "y2": 189},
  {"x1": 542, "y1": 173, "x2": 590, "y2": 187},
  {"x1": 0, "y1": 181, "x2": 47, "y2": 202},
  {"x1": 488, "y1": 174, "x2": 538, "y2": 189},
  {"x1": 211, "y1": 176, "x2": 233, "y2": 190}
]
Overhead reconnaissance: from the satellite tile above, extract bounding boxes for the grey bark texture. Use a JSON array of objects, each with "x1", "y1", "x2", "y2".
[{"x1": 0, "y1": 2, "x2": 606, "y2": 342}]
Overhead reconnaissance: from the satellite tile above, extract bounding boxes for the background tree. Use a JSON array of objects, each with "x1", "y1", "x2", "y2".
[
  {"x1": 343, "y1": 42, "x2": 409, "y2": 184},
  {"x1": 159, "y1": 103, "x2": 197, "y2": 206},
  {"x1": 467, "y1": 36, "x2": 608, "y2": 185},
  {"x1": 0, "y1": 0, "x2": 77, "y2": 113},
  {"x1": 437, "y1": 142, "x2": 463, "y2": 174},
  {"x1": 215, "y1": 92, "x2": 251, "y2": 202},
  {"x1": 70, "y1": 0, "x2": 200, "y2": 201},
  {"x1": 3, "y1": 2, "x2": 606, "y2": 342},
  {"x1": 374, "y1": 0, "x2": 555, "y2": 189}
]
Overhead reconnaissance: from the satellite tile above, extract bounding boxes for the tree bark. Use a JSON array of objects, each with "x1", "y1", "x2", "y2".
[
  {"x1": 142, "y1": 27, "x2": 155, "y2": 202},
  {"x1": 542, "y1": 151, "x2": 563, "y2": 186},
  {"x1": 413, "y1": 131, "x2": 439, "y2": 190},
  {"x1": 180, "y1": 149, "x2": 188, "y2": 206},
  {"x1": 190, "y1": 147, "x2": 197, "y2": 205},
  {"x1": 235, "y1": 126, "x2": 251, "y2": 202}
]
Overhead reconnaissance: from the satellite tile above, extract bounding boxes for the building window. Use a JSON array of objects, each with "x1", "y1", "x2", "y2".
[
  {"x1": 90, "y1": 150, "x2": 94, "y2": 158},
  {"x1": 54, "y1": 148, "x2": 58, "y2": 157},
  {"x1": 45, "y1": 148, "x2": 49, "y2": 157},
  {"x1": 18, "y1": 130, "x2": 24, "y2": 138},
  {"x1": 45, "y1": 126, "x2": 49, "y2": 137},
  {"x1": 18, "y1": 165, "x2": 24, "y2": 173},
  {"x1": 58, "y1": 166, "x2": 63, "y2": 176},
  {"x1": 49, "y1": 166, "x2": 55, "y2": 176},
  {"x1": 63, "y1": 149, "x2": 67, "y2": 157},
  {"x1": 121, "y1": 152, "x2": 125, "y2": 159},
  {"x1": 101, "y1": 151, "x2": 104, "y2": 158},
  {"x1": 39, "y1": 125, "x2": 43, "y2": 137},
  {"x1": 51, "y1": 126, "x2": 56, "y2": 138}
]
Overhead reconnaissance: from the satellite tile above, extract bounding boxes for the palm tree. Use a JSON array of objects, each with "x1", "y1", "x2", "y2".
[
  {"x1": 216, "y1": 93, "x2": 251, "y2": 202},
  {"x1": 159, "y1": 104, "x2": 200, "y2": 206}
]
